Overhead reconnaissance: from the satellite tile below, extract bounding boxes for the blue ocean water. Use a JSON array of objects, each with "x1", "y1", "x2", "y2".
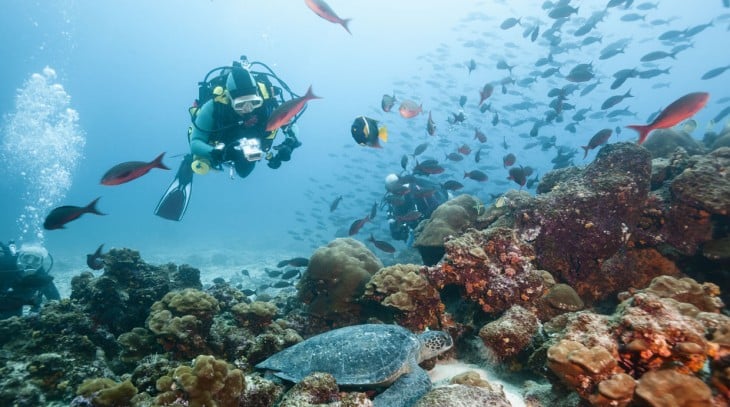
[{"x1": 1, "y1": 1, "x2": 728, "y2": 282}]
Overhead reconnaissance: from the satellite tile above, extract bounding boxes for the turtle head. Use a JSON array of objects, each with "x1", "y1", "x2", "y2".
[{"x1": 417, "y1": 330, "x2": 453, "y2": 361}]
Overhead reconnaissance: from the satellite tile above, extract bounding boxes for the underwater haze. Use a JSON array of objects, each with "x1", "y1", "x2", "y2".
[{"x1": 1, "y1": 0, "x2": 729, "y2": 288}]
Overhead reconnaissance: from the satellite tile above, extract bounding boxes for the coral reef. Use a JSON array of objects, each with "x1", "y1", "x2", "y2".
[
  {"x1": 75, "y1": 378, "x2": 137, "y2": 407},
  {"x1": 415, "y1": 384, "x2": 511, "y2": 407},
  {"x1": 517, "y1": 142, "x2": 655, "y2": 302},
  {"x1": 277, "y1": 372, "x2": 340, "y2": 406},
  {"x1": 146, "y1": 289, "x2": 220, "y2": 358},
  {"x1": 297, "y1": 238, "x2": 382, "y2": 320},
  {"x1": 540, "y1": 275, "x2": 729, "y2": 406},
  {"x1": 425, "y1": 227, "x2": 546, "y2": 314},
  {"x1": 154, "y1": 354, "x2": 245, "y2": 407},
  {"x1": 479, "y1": 305, "x2": 541, "y2": 361},
  {"x1": 70, "y1": 248, "x2": 201, "y2": 336},
  {"x1": 414, "y1": 194, "x2": 482, "y2": 266},
  {"x1": 642, "y1": 128, "x2": 706, "y2": 158},
  {"x1": 634, "y1": 369, "x2": 712, "y2": 406},
  {"x1": 362, "y1": 263, "x2": 445, "y2": 331},
  {"x1": 231, "y1": 301, "x2": 278, "y2": 332}
]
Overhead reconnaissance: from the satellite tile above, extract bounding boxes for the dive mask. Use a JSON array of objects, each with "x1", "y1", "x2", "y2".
[
  {"x1": 231, "y1": 93, "x2": 263, "y2": 114},
  {"x1": 16, "y1": 246, "x2": 47, "y2": 273}
]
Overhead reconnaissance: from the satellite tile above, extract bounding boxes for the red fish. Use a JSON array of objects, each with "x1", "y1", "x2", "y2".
[
  {"x1": 348, "y1": 215, "x2": 370, "y2": 236},
  {"x1": 101, "y1": 152, "x2": 170, "y2": 185},
  {"x1": 304, "y1": 0, "x2": 351, "y2": 34},
  {"x1": 266, "y1": 86, "x2": 321, "y2": 132},
  {"x1": 399, "y1": 100, "x2": 423, "y2": 119},
  {"x1": 627, "y1": 92, "x2": 709, "y2": 144},
  {"x1": 43, "y1": 197, "x2": 105, "y2": 230},
  {"x1": 457, "y1": 144, "x2": 472, "y2": 155},
  {"x1": 503, "y1": 153, "x2": 517, "y2": 168}
]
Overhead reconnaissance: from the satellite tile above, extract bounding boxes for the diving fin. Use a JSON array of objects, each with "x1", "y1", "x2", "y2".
[{"x1": 154, "y1": 154, "x2": 194, "y2": 221}]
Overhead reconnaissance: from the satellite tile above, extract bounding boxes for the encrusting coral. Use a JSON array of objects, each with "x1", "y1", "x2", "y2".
[
  {"x1": 146, "y1": 289, "x2": 220, "y2": 358},
  {"x1": 154, "y1": 354, "x2": 244, "y2": 407},
  {"x1": 362, "y1": 263, "x2": 445, "y2": 330}
]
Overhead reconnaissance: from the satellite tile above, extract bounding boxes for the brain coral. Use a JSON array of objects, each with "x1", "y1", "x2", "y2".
[{"x1": 297, "y1": 238, "x2": 382, "y2": 319}]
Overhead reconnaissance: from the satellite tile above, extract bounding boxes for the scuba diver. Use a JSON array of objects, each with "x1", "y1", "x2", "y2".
[
  {"x1": 0, "y1": 241, "x2": 61, "y2": 319},
  {"x1": 155, "y1": 56, "x2": 304, "y2": 221},
  {"x1": 382, "y1": 173, "x2": 449, "y2": 244}
]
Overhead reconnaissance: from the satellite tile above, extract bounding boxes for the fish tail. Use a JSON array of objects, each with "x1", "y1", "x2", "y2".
[
  {"x1": 153, "y1": 152, "x2": 170, "y2": 170},
  {"x1": 304, "y1": 86, "x2": 322, "y2": 101},
  {"x1": 627, "y1": 124, "x2": 651, "y2": 145},
  {"x1": 378, "y1": 125, "x2": 388, "y2": 142},
  {"x1": 85, "y1": 197, "x2": 106, "y2": 216},
  {"x1": 341, "y1": 18, "x2": 352, "y2": 35},
  {"x1": 581, "y1": 146, "x2": 589, "y2": 159}
]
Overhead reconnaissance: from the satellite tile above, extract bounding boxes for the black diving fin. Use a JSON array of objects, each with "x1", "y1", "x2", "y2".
[{"x1": 154, "y1": 155, "x2": 194, "y2": 221}]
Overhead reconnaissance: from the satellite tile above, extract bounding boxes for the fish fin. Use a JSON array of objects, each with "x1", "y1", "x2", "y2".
[
  {"x1": 378, "y1": 126, "x2": 388, "y2": 142},
  {"x1": 581, "y1": 146, "x2": 589, "y2": 159},
  {"x1": 155, "y1": 155, "x2": 194, "y2": 221},
  {"x1": 153, "y1": 152, "x2": 171, "y2": 170},
  {"x1": 340, "y1": 18, "x2": 352, "y2": 35},
  {"x1": 95, "y1": 244, "x2": 104, "y2": 256},
  {"x1": 303, "y1": 86, "x2": 321, "y2": 101},
  {"x1": 86, "y1": 197, "x2": 106, "y2": 216},
  {"x1": 626, "y1": 124, "x2": 651, "y2": 145}
]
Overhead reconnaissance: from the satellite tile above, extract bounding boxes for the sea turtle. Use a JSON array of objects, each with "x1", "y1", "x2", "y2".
[{"x1": 256, "y1": 324, "x2": 453, "y2": 407}]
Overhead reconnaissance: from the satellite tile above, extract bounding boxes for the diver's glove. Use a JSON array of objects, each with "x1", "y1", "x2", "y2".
[
  {"x1": 267, "y1": 126, "x2": 302, "y2": 168},
  {"x1": 209, "y1": 148, "x2": 224, "y2": 163}
]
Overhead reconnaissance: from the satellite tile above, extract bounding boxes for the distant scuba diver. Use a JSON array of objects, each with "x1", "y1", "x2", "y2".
[
  {"x1": 0, "y1": 241, "x2": 60, "y2": 319},
  {"x1": 155, "y1": 56, "x2": 307, "y2": 221},
  {"x1": 382, "y1": 173, "x2": 449, "y2": 244}
]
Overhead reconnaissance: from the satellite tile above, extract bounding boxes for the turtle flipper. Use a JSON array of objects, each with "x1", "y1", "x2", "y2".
[{"x1": 373, "y1": 362, "x2": 431, "y2": 407}]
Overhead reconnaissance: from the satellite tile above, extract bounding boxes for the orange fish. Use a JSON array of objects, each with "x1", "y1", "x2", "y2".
[
  {"x1": 304, "y1": 0, "x2": 351, "y2": 34},
  {"x1": 265, "y1": 86, "x2": 321, "y2": 132},
  {"x1": 627, "y1": 92, "x2": 709, "y2": 144},
  {"x1": 399, "y1": 99, "x2": 422, "y2": 119}
]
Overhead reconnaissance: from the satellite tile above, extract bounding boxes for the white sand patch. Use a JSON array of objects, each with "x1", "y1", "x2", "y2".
[{"x1": 429, "y1": 360, "x2": 526, "y2": 407}]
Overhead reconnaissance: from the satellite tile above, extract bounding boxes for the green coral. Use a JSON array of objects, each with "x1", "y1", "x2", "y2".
[
  {"x1": 154, "y1": 355, "x2": 244, "y2": 407},
  {"x1": 76, "y1": 378, "x2": 137, "y2": 407},
  {"x1": 297, "y1": 238, "x2": 382, "y2": 318}
]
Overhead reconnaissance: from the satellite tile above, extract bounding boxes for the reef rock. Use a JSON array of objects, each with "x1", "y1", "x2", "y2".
[
  {"x1": 516, "y1": 142, "x2": 654, "y2": 301},
  {"x1": 362, "y1": 263, "x2": 445, "y2": 331},
  {"x1": 425, "y1": 227, "x2": 545, "y2": 314},
  {"x1": 479, "y1": 305, "x2": 541, "y2": 361},
  {"x1": 642, "y1": 128, "x2": 706, "y2": 158},
  {"x1": 414, "y1": 194, "x2": 483, "y2": 265},
  {"x1": 414, "y1": 384, "x2": 512, "y2": 407}
]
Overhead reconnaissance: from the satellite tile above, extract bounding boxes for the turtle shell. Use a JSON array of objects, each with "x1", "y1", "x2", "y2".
[{"x1": 256, "y1": 324, "x2": 421, "y2": 386}]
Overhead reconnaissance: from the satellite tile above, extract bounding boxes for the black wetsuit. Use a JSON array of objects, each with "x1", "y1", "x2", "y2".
[
  {"x1": 386, "y1": 177, "x2": 449, "y2": 241},
  {"x1": 0, "y1": 243, "x2": 60, "y2": 319}
]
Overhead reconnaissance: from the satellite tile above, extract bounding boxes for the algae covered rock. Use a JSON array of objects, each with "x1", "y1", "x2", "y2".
[
  {"x1": 75, "y1": 378, "x2": 137, "y2": 407},
  {"x1": 479, "y1": 305, "x2": 541, "y2": 361},
  {"x1": 297, "y1": 238, "x2": 382, "y2": 319},
  {"x1": 516, "y1": 142, "x2": 652, "y2": 302},
  {"x1": 414, "y1": 194, "x2": 482, "y2": 265},
  {"x1": 642, "y1": 128, "x2": 706, "y2": 158}
]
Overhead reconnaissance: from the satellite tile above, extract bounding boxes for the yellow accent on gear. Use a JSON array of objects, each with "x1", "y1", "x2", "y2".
[
  {"x1": 191, "y1": 156, "x2": 211, "y2": 175},
  {"x1": 215, "y1": 86, "x2": 230, "y2": 104},
  {"x1": 257, "y1": 82, "x2": 270, "y2": 99}
]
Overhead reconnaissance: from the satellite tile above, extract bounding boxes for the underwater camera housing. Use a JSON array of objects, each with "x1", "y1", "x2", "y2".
[{"x1": 239, "y1": 138, "x2": 263, "y2": 162}]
